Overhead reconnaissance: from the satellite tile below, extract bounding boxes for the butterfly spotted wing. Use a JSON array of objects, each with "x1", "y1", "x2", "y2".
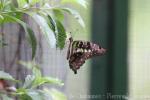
[{"x1": 67, "y1": 37, "x2": 106, "y2": 74}]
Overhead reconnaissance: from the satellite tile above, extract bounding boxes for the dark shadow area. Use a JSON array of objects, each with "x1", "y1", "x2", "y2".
[{"x1": 90, "y1": 0, "x2": 128, "y2": 100}]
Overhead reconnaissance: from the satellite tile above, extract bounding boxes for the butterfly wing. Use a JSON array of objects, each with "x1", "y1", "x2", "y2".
[{"x1": 68, "y1": 40, "x2": 106, "y2": 74}]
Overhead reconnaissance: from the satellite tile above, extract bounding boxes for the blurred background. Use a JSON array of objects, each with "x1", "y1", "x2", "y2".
[
  {"x1": 64, "y1": 0, "x2": 127, "y2": 99},
  {"x1": 0, "y1": 0, "x2": 150, "y2": 100},
  {"x1": 65, "y1": 0, "x2": 150, "y2": 99}
]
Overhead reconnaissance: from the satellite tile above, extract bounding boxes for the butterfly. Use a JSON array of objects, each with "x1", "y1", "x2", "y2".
[{"x1": 67, "y1": 37, "x2": 106, "y2": 74}]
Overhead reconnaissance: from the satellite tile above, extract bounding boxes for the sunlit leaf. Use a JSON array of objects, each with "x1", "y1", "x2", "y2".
[
  {"x1": 1, "y1": 94, "x2": 13, "y2": 100},
  {"x1": 18, "y1": 61, "x2": 35, "y2": 69},
  {"x1": 44, "y1": 88, "x2": 67, "y2": 100},
  {"x1": 28, "y1": 0, "x2": 40, "y2": 5},
  {"x1": 0, "y1": 0, "x2": 12, "y2": 11},
  {"x1": 31, "y1": 14, "x2": 56, "y2": 48},
  {"x1": 53, "y1": 9, "x2": 64, "y2": 22},
  {"x1": 17, "y1": 88, "x2": 27, "y2": 94},
  {"x1": 56, "y1": 7, "x2": 85, "y2": 27},
  {"x1": 0, "y1": 2, "x2": 3, "y2": 10},
  {"x1": 23, "y1": 75, "x2": 35, "y2": 89},
  {"x1": 32, "y1": 67, "x2": 41, "y2": 78},
  {"x1": 2, "y1": 0, "x2": 12, "y2": 11},
  {"x1": 27, "y1": 90, "x2": 45, "y2": 100},
  {"x1": 17, "y1": 0, "x2": 28, "y2": 8},
  {"x1": 0, "y1": 12, "x2": 23, "y2": 24},
  {"x1": 47, "y1": 15, "x2": 66, "y2": 49},
  {"x1": 17, "y1": 88, "x2": 31, "y2": 99},
  {"x1": 0, "y1": 71, "x2": 15, "y2": 81},
  {"x1": 32, "y1": 76, "x2": 64, "y2": 88},
  {"x1": 0, "y1": 15, "x2": 4, "y2": 20},
  {"x1": 41, "y1": 77, "x2": 64, "y2": 86},
  {"x1": 19, "y1": 61, "x2": 63, "y2": 88},
  {"x1": 18, "y1": 61, "x2": 41, "y2": 78}
]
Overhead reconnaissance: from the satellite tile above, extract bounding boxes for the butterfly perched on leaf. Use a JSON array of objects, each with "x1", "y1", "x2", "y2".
[{"x1": 67, "y1": 37, "x2": 106, "y2": 74}]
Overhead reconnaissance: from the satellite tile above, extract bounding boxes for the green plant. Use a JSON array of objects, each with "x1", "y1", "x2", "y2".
[
  {"x1": 0, "y1": 61, "x2": 66, "y2": 100},
  {"x1": 0, "y1": 0, "x2": 87, "y2": 58},
  {"x1": 0, "y1": 0, "x2": 87, "y2": 99}
]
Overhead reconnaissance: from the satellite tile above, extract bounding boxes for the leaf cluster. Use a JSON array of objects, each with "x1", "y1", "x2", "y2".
[
  {"x1": 0, "y1": 0, "x2": 88, "y2": 99},
  {"x1": 0, "y1": 61, "x2": 66, "y2": 100},
  {"x1": 0, "y1": 0, "x2": 87, "y2": 59}
]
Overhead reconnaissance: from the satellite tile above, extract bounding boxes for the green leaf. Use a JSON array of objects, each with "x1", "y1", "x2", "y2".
[
  {"x1": 2, "y1": 0, "x2": 12, "y2": 11},
  {"x1": 0, "y1": 2, "x2": 3, "y2": 10},
  {"x1": 47, "y1": 15, "x2": 56, "y2": 32},
  {"x1": 32, "y1": 77, "x2": 64, "y2": 88},
  {"x1": 0, "y1": 15, "x2": 14, "y2": 24},
  {"x1": 19, "y1": 94, "x2": 32, "y2": 100},
  {"x1": 29, "y1": 0, "x2": 41, "y2": 5},
  {"x1": 17, "y1": 88, "x2": 32, "y2": 100},
  {"x1": 61, "y1": 0, "x2": 88, "y2": 8},
  {"x1": 47, "y1": 15, "x2": 65, "y2": 49},
  {"x1": 0, "y1": 0, "x2": 12, "y2": 11},
  {"x1": 18, "y1": 61, "x2": 39, "y2": 69},
  {"x1": 47, "y1": 15, "x2": 66, "y2": 49},
  {"x1": 23, "y1": 75, "x2": 35, "y2": 89},
  {"x1": 18, "y1": 61, "x2": 35, "y2": 69},
  {"x1": 17, "y1": 0, "x2": 28, "y2": 8},
  {"x1": 27, "y1": 90, "x2": 45, "y2": 100},
  {"x1": 27, "y1": 28, "x2": 37, "y2": 59},
  {"x1": 53, "y1": 9, "x2": 64, "y2": 22},
  {"x1": 19, "y1": 61, "x2": 63, "y2": 88},
  {"x1": 0, "y1": 15, "x2": 4, "y2": 20},
  {"x1": 47, "y1": 15, "x2": 67, "y2": 49},
  {"x1": 1, "y1": 94, "x2": 13, "y2": 100},
  {"x1": 18, "y1": 61, "x2": 41, "y2": 78},
  {"x1": 41, "y1": 77, "x2": 64, "y2": 86},
  {"x1": 0, "y1": 12, "x2": 23, "y2": 24},
  {"x1": 17, "y1": 88, "x2": 27, "y2": 94},
  {"x1": 32, "y1": 67, "x2": 41, "y2": 79},
  {"x1": 44, "y1": 88, "x2": 67, "y2": 100},
  {"x1": 31, "y1": 14, "x2": 56, "y2": 48},
  {"x1": 55, "y1": 20, "x2": 67, "y2": 49},
  {"x1": 0, "y1": 70, "x2": 15, "y2": 81},
  {"x1": 58, "y1": 7, "x2": 85, "y2": 27}
]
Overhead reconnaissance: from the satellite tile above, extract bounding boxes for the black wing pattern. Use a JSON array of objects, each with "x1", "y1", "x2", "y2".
[{"x1": 67, "y1": 38, "x2": 106, "y2": 74}]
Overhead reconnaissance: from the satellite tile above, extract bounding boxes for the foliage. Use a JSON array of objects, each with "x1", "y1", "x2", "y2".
[
  {"x1": 0, "y1": 71, "x2": 16, "y2": 81},
  {"x1": 0, "y1": 61, "x2": 66, "y2": 100},
  {"x1": 0, "y1": 0, "x2": 87, "y2": 58},
  {"x1": 0, "y1": 0, "x2": 87, "y2": 99}
]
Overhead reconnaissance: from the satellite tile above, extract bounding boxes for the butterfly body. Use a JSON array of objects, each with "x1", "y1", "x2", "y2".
[{"x1": 67, "y1": 37, "x2": 106, "y2": 74}]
